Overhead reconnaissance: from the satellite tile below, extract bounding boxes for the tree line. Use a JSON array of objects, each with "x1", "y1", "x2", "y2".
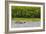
[{"x1": 12, "y1": 6, "x2": 40, "y2": 18}]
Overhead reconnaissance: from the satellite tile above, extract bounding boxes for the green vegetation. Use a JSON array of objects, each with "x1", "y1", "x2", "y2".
[
  {"x1": 12, "y1": 6, "x2": 41, "y2": 22},
  {"x1": 12, "y1": 6, "x2": 41, "y2": 18},
  {"x1": 13, "y1": 18, "x2": 40, "y2": 22}
]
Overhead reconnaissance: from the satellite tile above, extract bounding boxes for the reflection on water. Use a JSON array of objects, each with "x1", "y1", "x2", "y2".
[{"x1": 11, "y1": 20, "x2": 41, "y2": 28}]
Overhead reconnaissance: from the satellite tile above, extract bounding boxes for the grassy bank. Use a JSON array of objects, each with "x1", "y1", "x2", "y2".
[{"x1": 12, "y1": 18, "x2": 40, "y2": 22}]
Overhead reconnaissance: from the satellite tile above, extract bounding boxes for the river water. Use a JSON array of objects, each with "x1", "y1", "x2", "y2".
[{"x1": 11, "y1": 21, "x2": 41, "y2": 28}]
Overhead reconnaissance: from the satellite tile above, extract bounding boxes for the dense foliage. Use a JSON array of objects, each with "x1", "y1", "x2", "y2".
[{"x1": 12, "y1": 6, "x2": 40, "y2": 18}]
